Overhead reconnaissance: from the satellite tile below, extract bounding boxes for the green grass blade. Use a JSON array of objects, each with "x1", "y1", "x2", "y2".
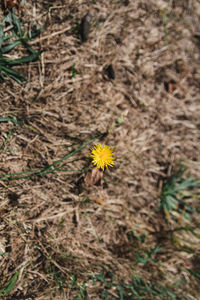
[
  {"x1": 187, "y1": 268, "x2": 200, "y2": 280},
  {"x1": 0, "y1": 71, "x2": 5, "y2": 80},
  {"x1": 1, "y1": 129, "x2": 15, "y2": 150},
  {"x1": 26, "y1": 25, "x2": 46, "y2": 40},
  {"x1": 2, "y1": 12, "x2": 13, "y2": 26},
  {"x1": 0, "y1": 65, "x2": 26, "y2": 83},
  {"x1": 118, "y1": 284, "x2": 124, "y2": 300},
  {"x1": 0, "y1": 25, "x2": 3, "y2": 49},
  {"x1": 2, "y1": 40, "x2": 21, "y2": 54},
  {"x1": 174, "y1": 178, "x2": 200, "y2": 192},
  {"x1": 166, "y1": 195, "x2": 178, "y2": 210},
  {"x1": 0, "y1": 133, "x2": 106, "y2": 181},
  {"x1": 0, "y1": 270, "x2": 20, "y2": 296},
  {"x1": 12, "y1": 13, "x2": 23, "y2": 37},
  {"x1": 6, "y1": 51, "x2": 43, "y2": 65},
  {"x1": 0, "y1": 64, "x2": 23, "y2": 77}
]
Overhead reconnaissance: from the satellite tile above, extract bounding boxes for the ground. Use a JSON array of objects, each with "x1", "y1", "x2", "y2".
[{"x1": 0, "y1": 0, "x2": 200, "y2": 299}]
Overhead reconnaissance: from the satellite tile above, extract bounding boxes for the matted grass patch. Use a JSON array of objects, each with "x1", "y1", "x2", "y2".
[{"x1": 0, "y1": 0, "x2": 200, "y2": 299}]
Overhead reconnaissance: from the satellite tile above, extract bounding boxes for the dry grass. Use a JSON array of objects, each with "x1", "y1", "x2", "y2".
[{"x1": 0, "y1": 0, "x2": 200, "y2": 299}]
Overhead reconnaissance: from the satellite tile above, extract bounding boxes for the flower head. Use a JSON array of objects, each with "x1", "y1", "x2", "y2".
[{"x1": 90, "y1": 144, "x2": 114, "y2": 170}]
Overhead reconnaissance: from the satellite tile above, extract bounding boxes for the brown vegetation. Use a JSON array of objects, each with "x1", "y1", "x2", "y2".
[{"x1": 0, "y1": 0, "x2": 200, "y2": 299}]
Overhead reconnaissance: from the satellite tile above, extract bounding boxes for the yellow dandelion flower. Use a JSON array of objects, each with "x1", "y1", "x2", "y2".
[{"x1": 90, "y1": 144, "x2": 114, "y2": 170}]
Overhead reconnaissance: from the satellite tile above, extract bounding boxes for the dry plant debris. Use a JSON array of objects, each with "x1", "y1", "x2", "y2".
[
  {"x1": 0, "y1": 0, "x2": 200, "y2": 299},
  {"x1": 84, "y1": 168, "x2": 103, "y2": 187}
]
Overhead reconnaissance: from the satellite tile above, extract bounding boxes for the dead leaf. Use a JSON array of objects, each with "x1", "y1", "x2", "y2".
[
  {"x1": 84, "y1": 168, "x2": 103, "y2": 187},
  {"x1": 90, "y1": 196, "x2": 105, "y2": 205}
]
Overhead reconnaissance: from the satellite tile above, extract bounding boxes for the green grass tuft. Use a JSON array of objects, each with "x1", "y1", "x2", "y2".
[
  {"x1": 0, "y1": 11, "x2": 45, "y2": 83},
  {"x1": 160, "y1": 165, "x2": 200, "y2": 222}
]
